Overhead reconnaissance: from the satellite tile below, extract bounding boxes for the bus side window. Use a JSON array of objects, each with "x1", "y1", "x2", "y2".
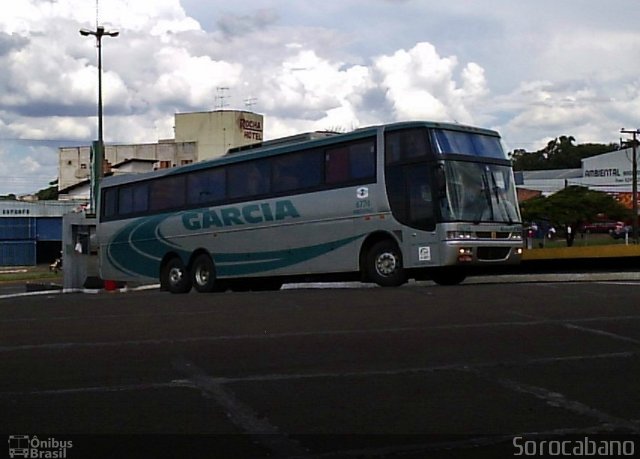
[
  {"x1": 118, "y1": 187, "x2": 134, "y2": 215},
  {"x1": 406, "y1": 166, "x2": 434, "y2": 230},
  {"x1": 325, "y1": 146, "x2": 350, "y2": 184},
  {"x1": 349, "y1": 142, "x2": 375, "y2": 179},
  {"x1": 117, "y1": 184, "x2": 147, "y2": 215},
  {"x1": 228, "y1": 160, "x2": 271, "y2": 199},
  {"x1": 187, "y1": 168, "x2": 226, "y2": 204},
  {"x1": 103, "y1": 188, "x2": 118, "y2": 218},
  {"x1": 149, "y1": 175, "x2": 186, "y2": 211},
  {"x1": 385, "y1": 129, "x2": 430, "y2": 163},
  {"x1": 385, "y1": 164, "x2": 435, "y2": 231},
  {"x1": 273, "y1": 151, "x2": 322, "y2": 192},
  {"x1": 297, "y1": 152, "x2": 323, "y2": 188},
  {"x1": 326, "y1": 140, "x2": 375, "y2": 184}
]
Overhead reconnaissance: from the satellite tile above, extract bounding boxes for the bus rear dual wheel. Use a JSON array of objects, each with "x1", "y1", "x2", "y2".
[
  {"x1": 162, "y1": 257, "x2": 192, "y2": 294},
  {"x1": 162, "y1": 255, "x2": 225, "y2": 294}
]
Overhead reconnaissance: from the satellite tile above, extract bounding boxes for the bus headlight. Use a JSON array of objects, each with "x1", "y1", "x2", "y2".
[{"x1": 447, "y1": 231, "x2": 473, "y2": 240}]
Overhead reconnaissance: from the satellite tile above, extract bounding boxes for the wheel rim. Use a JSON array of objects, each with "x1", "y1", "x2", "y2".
[
  {"x1": 169, "y1": 266, "x2": 184, "y2": 286},
  {"x1": 194, "y1": 265, "x2": 210, "y2": 286},
  {"x1": 376, "y1": 251, "x2": 398, "y2": 277}
]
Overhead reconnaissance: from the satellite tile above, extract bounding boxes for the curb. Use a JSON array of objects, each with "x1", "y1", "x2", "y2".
[
  {"x1": 523, "y1": 244, "x2": 640, "y2": 260},
  {"x1": 1, "y1": 272, "x2": 638, "y2": 300},
  {"x1": 0, "y1": 284, "x2": 160, "y2": 300}
]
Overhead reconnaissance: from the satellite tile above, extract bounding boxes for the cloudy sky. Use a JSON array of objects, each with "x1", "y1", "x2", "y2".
[{"x1": 1, "y1": 0, "x2": 639, "y2": 195}]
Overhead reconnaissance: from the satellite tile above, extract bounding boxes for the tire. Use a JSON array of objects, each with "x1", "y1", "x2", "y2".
[
  {"x1": 161, "y1": 257, "x2": 192, "y2": 294},
  {"x1": 364, "y1": 240, "x2": 407, "y2": 287},
  {"x1": 431, "y1": 267, "x2": 466, "y2": 286},
  {"x1": 191, "y1": 254, "x2": 221, "y2": 293}
]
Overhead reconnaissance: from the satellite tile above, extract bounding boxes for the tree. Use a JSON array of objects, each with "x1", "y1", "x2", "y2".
[
  {"x1": 510, "y1": 136, "x2": 617, "y2": 171},
  {"x1": 35, "y1": 179, "x2": 59, "y2": 200},
  {"x1": 520, "y1": 186, "x2": 630, "y2": 246},
  {"x1": 36, "y1": 185, "x2": 58, "y2": 200}
]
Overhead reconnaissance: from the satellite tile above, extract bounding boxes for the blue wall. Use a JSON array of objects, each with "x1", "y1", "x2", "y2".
[
  {"x1": 0, "y1": 218, "x2": 36, "y2": 240},
  {"x1": 0, "y1": 241, "x2": 36, "y2": 266},
  {"x1": 37, "y1": 218, "x2": 63, "y2": 241},
  {"x1": 0, "y1": 217, "x2": 63, "y2": 266}
]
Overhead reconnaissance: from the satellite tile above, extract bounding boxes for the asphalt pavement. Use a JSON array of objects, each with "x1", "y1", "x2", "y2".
[{"x1": 0, "y1": 277, "x2": 639, "y2": 458}]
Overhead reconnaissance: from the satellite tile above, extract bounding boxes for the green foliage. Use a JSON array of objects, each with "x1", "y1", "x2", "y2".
[
  {"x1": 520, "y1": 186, "x2": 630, "y2": 246},
  {"x1": 36, "y1": 185, "x2": 58, "y2": 200},
  {"x1": 510, "y1": 136, "x2": 617, "y2": 171}
]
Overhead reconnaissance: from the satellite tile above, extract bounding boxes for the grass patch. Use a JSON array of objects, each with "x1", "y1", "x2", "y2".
[
  {"x1": 529, "y1": 233, "x2": 635, "y2": 249},
  {"x1": 0, "y1": 266, "x2": 62, "y2": 283}
]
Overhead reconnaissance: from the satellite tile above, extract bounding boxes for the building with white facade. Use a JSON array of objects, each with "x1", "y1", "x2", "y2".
[
  {"x1": 517, "y1": 147, "x2": 639, "y2": 212},
  {"x1": 0, "y1": 200, "x2": 82, "y2": 266},
  {"x1": 175, "y1": 110, "x2": 264, "y2": 161},
  {"x1": 58, "y1": 140, "x2": 197, "y2": 193},
  {"x1": 58, "y1": 110, "x2": 264, "y2": 197},
  {"x1": 580, "y1": 148, "x2": 638, "y2": 194},
  {"x1": 58, "y1": 159, "x2": 158, "y2": 201}
]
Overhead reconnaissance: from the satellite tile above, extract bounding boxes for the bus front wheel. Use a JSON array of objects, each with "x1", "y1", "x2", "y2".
[
  {"x1": 365, "y1": 240, "x2": 407, "y2": 287},
  {"x1": 162, "y1": 257, "x2": 192, "y2": 294}
]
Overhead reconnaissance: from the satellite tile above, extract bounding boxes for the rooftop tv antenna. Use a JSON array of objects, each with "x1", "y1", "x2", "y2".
[
  {"x1": 215, "y1": 87, "x2": 230, "y2": 110},
  {"x1": 244, "y1": 97, "x2": 258, "y2": 110}
]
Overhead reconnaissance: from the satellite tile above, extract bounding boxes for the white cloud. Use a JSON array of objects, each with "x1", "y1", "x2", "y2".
[
  {"x1": 494, "y1": 80, "x2": 637, "y2": 151},
  {"x1": 1, "y1": 0, "x2": 640, "y2": 194},
  {"x1": 20, "y1": 156, "x2": 42, "y2": 173},
  {"x1": 262, "y1": 51, "x2": 371, "y2": 113},
  {"x1": 147, "y1": 46, "x2": 242, "y2": 107},
  {"x1": 374, "y1": 42, "x2": 487, "y2": 124},
  {"x1": 7, "y1": 116, "x2": 91, "y2": 141}
]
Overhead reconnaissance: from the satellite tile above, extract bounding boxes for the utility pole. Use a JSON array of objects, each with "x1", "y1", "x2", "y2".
[
  {"x1": 80, "y1": 25, "x2": 119, "y2": 213},
  {"x1": 620, "y1": 128, "x2": 639, "y2": 242}
]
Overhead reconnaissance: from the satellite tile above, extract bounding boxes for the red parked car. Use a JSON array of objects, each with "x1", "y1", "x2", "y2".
[{"x1": 580, "y1": 221, "x2": 624, "y2": 234}]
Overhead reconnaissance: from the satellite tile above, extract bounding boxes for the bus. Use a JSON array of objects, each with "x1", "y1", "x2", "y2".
[{"x1": 97, "y1": 121, "x2": 523, "y2": 293}]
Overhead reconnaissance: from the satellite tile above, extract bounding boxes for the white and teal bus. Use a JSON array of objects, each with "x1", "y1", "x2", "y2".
[{"x1": 98, "y1": 121, "x2": 523, "y2": 293}]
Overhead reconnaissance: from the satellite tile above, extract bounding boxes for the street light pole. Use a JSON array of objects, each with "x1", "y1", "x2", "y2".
[
  {"x1": 80, "y1": 25, "x2": 119, "y2": 213},
  {"x1": 620, "y1": 128, "x2": 639, "y2": 242}
]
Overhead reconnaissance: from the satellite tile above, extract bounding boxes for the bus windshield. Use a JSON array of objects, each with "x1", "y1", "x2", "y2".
[
  {"x1": 440, "y1": 161, "x2": 521, "y2": 224},
  {"x1": 432, "y1": 129, "x2": 507, "y2": 160}
]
